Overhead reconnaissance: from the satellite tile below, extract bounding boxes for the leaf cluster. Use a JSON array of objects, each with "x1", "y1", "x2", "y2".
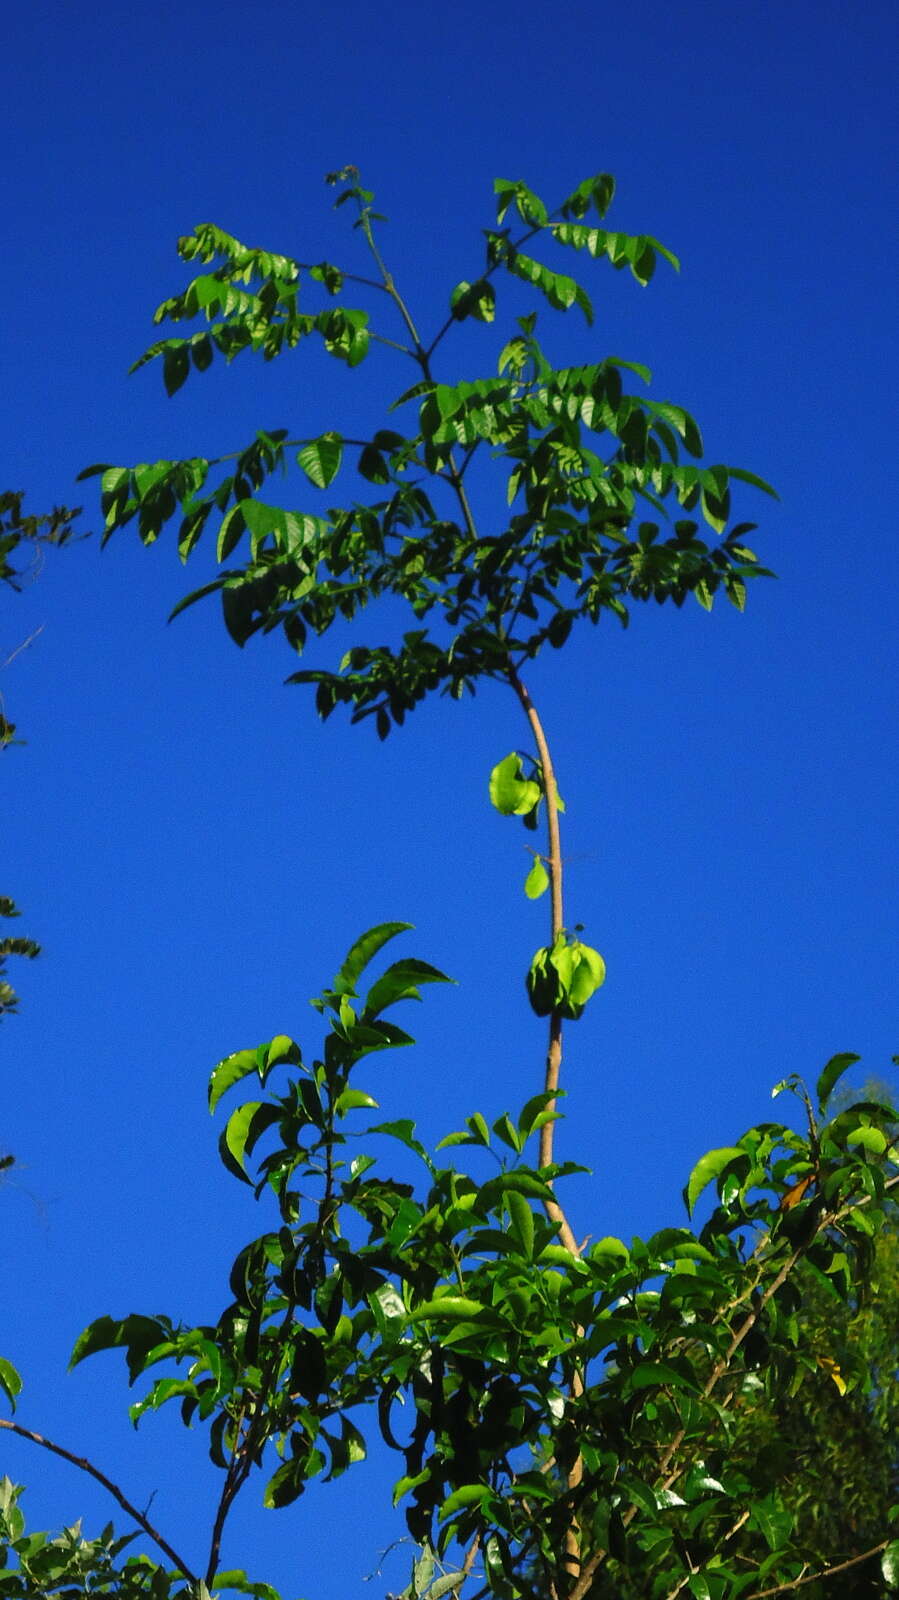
[{"x1": 79, "y1": 174, "x2": 775, "y2": 739}]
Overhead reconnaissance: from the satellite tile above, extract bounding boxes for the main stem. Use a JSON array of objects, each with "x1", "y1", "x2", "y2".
[
  {"x1": 508, "y1": 665, "x2": 584, "y2": 1589},
  {"x1": 359, "y1": 201, "x2": 585, "y2": 1587}
]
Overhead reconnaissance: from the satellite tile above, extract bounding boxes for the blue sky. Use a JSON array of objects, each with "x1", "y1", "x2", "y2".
[{"x1": 3, "y1": 0, "x2": 898, "y2": 1594}]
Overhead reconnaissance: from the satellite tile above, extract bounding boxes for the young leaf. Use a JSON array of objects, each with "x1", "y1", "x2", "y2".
[{"x1": 524, "y1": 857, "x2": 549, "y2": 899}]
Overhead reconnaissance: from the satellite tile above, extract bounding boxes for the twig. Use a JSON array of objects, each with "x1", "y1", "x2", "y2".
[
  {"x1": 0, "y1": 1416, "x2": 196, "y2": 1581},
  {"x1": 2, "y1": 624, "x2": 45, "y2": 670}
]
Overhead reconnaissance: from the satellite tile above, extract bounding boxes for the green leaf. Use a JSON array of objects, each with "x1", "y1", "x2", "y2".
[
  {"x1": 297, "y1": 433, "x2": 343, "y2": 488},
  {"x1": 846, "y1": 1125, "x2": 887, "y2": 1154},
  {"x1": 629, "y1": 1360, "x2": 694, "y2": 1391},
  {"x1": 684, "y1": 1146, "x2": 745, "y2": 1216},
  {"x1": 100, "y1": 466, "x2": 130, "y2": 496},
  {"x1": 208, "y1": 1047, "x2": 260, "y2": 1113},
  {"x1": 524, "y1": 858, "x2": 549, "y2": 899},
  {"x1": 363, "y1": 957, "x2": 453, "y2": 1018},
  {"x1": 262, "y1": 1457, "x2": 308, "y2": 1509},
  {"x1": 212, "y1": 1573, "x2": 281, "y2": 1600},
  {"x1": 466, "y1": 1110, "x2": 488, "y2": 1145},
  {"x1": 505, "y1": 1189, "x2": 535, "y2": 1258},
  {"x1": 266, "y1": 1033, "x2": 300, "y2": 1067},
  {"x1": 333, "y1": 923, "x2": 413, "y2": 997},
  {"x1": 335, "y1": 1087, "x2": 379, "y2": 1115},
  {"x1": 409, "y1": 1296, "x2": 487, "y2": 1321},
  {"x1": 450, "y1": 279, "x2": 496, "y2": 323},
  {"x1": 727, "y1": 465, "x2": 779, "y2": 499},
  {"x1": 816, "y1": 1051, "x2": 861, "y2": 1112},
  {"x1": 162, "y1": 345, "x2": 190, "y2": 396},
  {"x1": 489, "y1": 753, "x2": 540, "y2": 817},
  {"x1": 440, "y1": 1483, "x2": 493, "y2": 1517},
  {"x1": 216, "y1": 503, "x2": 246, "y2": 562},
  {"x1": 751, "y1": 1498, "x2": 793, "y2": 1553},
  {"x1": 218, "y1": 1100, "x2": 279, "y2": 1183},
  {"x1": 69, "y1": 1314, "x2": 169, "y2": 1382},
  {"x1": 0, "y1": 1356, "x2": 22, "y2": 1410}
]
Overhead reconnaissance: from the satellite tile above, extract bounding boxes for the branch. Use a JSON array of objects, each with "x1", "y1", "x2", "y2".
[
  {"x1": 741, "y1": 1538, "x2": 889, "y2": 1598},
  {"x1": 506, "y1": 664, "x2": 588, "y2": 1586},
  {"x1": 0, "y1": 1416, "x2": 197, "y2": 1582},
  {"x1": 449, "y1": 1532, "x2": 482, "y2": 1598},
  {"x1": 652, "y1": 1237, "x2": 807, "y2": 1495}
]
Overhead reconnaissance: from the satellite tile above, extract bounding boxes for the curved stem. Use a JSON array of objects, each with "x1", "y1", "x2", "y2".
[{"x1": 0, "y1": 1416, "x2": 197, "y2": 1582}]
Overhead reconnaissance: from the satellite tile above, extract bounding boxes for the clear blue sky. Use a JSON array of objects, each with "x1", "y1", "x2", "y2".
[{"x1": 3, "y1": 0, "x2": 898, "y2": 1595}]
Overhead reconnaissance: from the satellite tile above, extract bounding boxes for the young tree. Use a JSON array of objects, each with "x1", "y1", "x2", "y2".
[{"x1": 2, "y1": 171, "x2": 897, "y2": 1600}]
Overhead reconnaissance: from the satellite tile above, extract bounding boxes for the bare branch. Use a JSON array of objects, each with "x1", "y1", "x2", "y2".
[{"x1": 0, "y1": 1416, "x2": 197, "y2": 1581}]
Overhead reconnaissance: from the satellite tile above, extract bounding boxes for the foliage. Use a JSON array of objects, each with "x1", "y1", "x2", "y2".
[
  {"x1": 0, "y1": 490, "x2": 83, "y2": 1012},
  {"x1": 3, "y1": 172, "x2": 898, "y2": 1600},
  {"x1": 78, "y1": 168, "x2": 775, "y2": 736}
]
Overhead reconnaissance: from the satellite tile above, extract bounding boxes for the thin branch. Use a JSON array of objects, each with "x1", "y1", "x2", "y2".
[
  {"x1": 204, "y1": 1399, "x2": 253, "y2": 1588},
  {"x1": 449, "y1": 1531, "x2": 482, "y2": 1598},
  {"x1": 2, "y1": 624, "x2": 45, "y2": 670},
  {"x1": 741, "y1": 1538, "x2": 889, "y2": 1598},
  {"x1": 357, "y1": 209, "x2": 424, "y2": 355},
  {"x1": 0, "y1": 1416, "x2": 197, "y2": 1582}
]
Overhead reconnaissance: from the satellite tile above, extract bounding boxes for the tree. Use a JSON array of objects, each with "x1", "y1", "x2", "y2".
[{"x1": 2, "y1": 171, "x2": 897, "y2": 1600}]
